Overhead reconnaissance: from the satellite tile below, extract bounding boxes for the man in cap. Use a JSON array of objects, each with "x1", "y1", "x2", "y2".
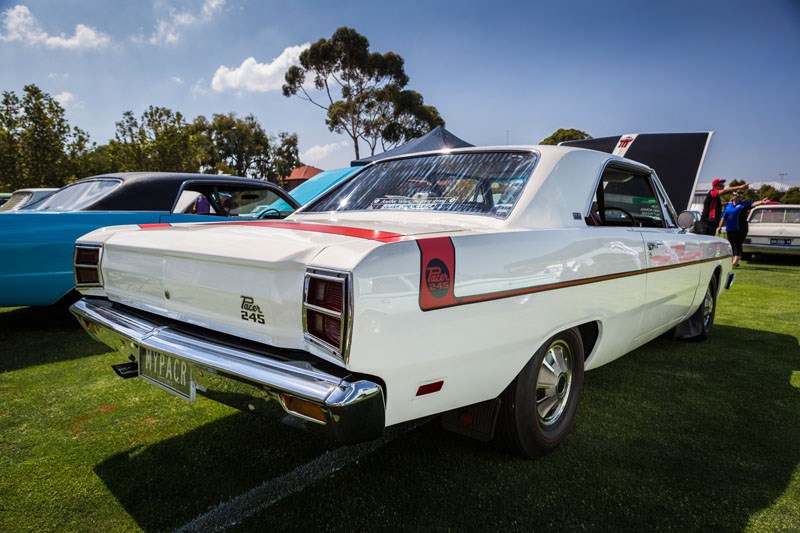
[{"x1": 699, "y1": 178, "x2": 748, "y2": 235}]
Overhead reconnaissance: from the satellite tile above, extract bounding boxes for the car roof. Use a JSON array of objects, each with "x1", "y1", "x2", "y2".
[{"x1": 60, "y1": 172, "x2": 284, "y2": 211}]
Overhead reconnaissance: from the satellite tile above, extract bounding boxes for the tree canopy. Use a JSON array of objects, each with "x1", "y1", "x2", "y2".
[
  {"x1": 0, "y1": 84, "x2": 93, "y2": 190},
  {"x1": 540, "y1": 128, "x2": 592, "y2": 145},
  {"x1": 283, "y1": 27, "x2": 443, "y2": 158}
]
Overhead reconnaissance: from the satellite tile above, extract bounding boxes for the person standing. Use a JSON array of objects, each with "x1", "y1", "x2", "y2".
[
  {"x1": 700, "y1": 178, "x2": 748, "y2": 235},
  {"x1": 718, "y1": 192, "x2": 770, "y2": 267}
]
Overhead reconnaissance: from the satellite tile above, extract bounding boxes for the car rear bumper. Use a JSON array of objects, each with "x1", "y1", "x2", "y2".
[
  {"x1": 70, "y1": 298, "x2": 385, "y2": 443},
  {"x1": 742, "y1": 243, "x2": 800, "y2": 256}
]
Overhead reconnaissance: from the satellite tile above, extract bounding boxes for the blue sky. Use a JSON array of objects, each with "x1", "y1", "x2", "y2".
[{"x1": 1, "y1": 0, "x2": 798, "y2": 186}]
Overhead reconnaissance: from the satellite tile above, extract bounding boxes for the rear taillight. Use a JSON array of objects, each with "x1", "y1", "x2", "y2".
[
  {"x1": 74, "y1": 243, "x2": 103, "y2": 288},
  {"x1": 303, "y1": 269, "x2": 350, "y2": 363}
]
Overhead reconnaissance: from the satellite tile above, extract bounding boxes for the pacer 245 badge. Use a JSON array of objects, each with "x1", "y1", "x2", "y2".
[
  {"x1": 240, "y1": 295, "x2": 265, "y2": 324},
  {"x1": 425, "y1": 259, "x2": 451, "y2": 298}
]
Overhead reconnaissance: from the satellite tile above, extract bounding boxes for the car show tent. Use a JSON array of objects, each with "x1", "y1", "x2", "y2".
[{"x1": 351, "y1": 126, "x2": 473, "y2": 166}]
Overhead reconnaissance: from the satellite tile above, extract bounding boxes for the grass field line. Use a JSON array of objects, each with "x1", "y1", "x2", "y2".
[{"x1": 174, "y1": 418, "x2": 429, "y2": 532}]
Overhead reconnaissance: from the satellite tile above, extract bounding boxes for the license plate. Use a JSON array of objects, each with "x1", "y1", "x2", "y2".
[
  {"x1": 139, "y1": 347, "x2": 195, "y2": 401},
  {"x1": 770, "y1": 238, "x2": 792, "y2": 246}
]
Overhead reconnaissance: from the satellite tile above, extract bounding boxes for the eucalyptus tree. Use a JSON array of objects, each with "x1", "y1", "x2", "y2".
[{"x1": 284, "y1": 27, "x2": 443, "y2": 159}]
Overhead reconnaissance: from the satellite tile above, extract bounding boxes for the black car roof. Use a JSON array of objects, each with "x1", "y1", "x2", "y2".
[{"x1": 66, "y1": 172, "x2": 289, "y2": 211}]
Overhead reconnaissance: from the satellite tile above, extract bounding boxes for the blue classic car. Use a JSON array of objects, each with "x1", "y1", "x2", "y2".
[{"x1": 0, "y1": 172, "x2": 299, "y2": 307}]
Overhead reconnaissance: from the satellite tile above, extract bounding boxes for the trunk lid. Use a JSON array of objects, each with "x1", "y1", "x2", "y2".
[{"x1": 98, "y1": 219, "x2": 466, "y2": 352}]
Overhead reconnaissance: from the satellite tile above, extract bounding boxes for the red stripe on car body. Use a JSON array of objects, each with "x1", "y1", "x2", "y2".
[
  {"x1": 196, "y1": 220, "x2": 410, "y2": 243},
  {"x1": 138, "y1": 223, "x2": 172, "y2": 229}
]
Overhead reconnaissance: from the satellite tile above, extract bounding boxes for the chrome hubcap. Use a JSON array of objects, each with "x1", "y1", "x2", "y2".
[
  {"x1": 702, "y1": 287, "x2": 714, "y2": 328},
  {"x1": 536, "y1": 340, "x2": 573, "y2": 427}
]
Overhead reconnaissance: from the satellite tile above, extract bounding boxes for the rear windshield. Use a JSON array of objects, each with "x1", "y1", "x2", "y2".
[
  {"x1": 303, "y1": 152, "x2": 537, "y2": 218},
  {"x1": 749, "y1": 208, "x2": 800, "y2": 224},
  {"x1": 28, "y1": 180, "x2": 121, "y2": 211}
]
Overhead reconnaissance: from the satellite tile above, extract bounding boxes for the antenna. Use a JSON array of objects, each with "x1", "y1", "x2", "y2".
[{"x1": 778, "y1": 172, "x2": 787, "y2": 184}]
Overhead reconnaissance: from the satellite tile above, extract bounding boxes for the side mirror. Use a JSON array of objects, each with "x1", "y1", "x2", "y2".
[{"x1": 677, "y1": 210, "x2": 700, "y2": 231}]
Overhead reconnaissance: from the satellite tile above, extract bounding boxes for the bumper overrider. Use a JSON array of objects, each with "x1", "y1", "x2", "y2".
[{"x1": 70, "y1": 298, "x2": 385, "y2": 443}]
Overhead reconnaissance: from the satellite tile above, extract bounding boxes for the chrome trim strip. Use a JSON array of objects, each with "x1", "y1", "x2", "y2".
[
  {"x1": 303, "y1": 302, "x2": 343, "y2": 318},
  {"x1": 742, "y1": 244, "x2": 800, "y2": 255}
]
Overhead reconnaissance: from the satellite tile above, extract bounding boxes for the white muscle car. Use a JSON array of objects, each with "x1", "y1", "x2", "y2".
[{"x1": 71, "y1": 146, "x2": 734, "y2": 458}]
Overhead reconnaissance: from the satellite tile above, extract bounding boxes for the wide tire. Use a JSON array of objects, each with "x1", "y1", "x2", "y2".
[
  {"x1": 497, "y1": 329, "x2": 584, "y2": 459},
  {"x1": 686, "y1": 275, "x2": 718, "y2": 342}
]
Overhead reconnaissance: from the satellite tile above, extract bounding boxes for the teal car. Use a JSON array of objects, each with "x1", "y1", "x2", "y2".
[
  {"x1": 251, "y1": 166, "x2": 360, "y2": 217},
  {"x1": 0, "y1": 172, "x2": 299, "y2": 307}
]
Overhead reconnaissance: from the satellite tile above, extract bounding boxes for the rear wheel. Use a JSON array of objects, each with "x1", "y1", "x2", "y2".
[{"x1": 497, "y1": 329, "x2": 584, "y2": 458}]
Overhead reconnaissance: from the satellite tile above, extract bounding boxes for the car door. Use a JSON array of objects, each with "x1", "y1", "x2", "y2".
[{"x1": 592, "y1": 165, "x2": 699, "y2": 341}]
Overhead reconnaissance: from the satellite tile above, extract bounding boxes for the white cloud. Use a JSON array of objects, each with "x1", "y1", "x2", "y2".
[
  {"x1": 301, "y1": 141, "x2": 349, "y2": 164},
  {"x1": 0, "y1": 5, "x2": 110, "y2": 49},
  {"x1": 191, "y1": 78, "x2": 210, "y2": 96},
  {"x1": 171, "y1": 76, "x2": 184, "y2": 84},
  {"x1": 148, "y1": 0, "x2": 225, "y2": 46},
  {"x1": 211, "y1": 43, "x2": 309, "y2": 92},
  {"x1": 49, "y1": 72, "x2": 70, "y2": 79},
  {"x1": 54, "y1": 91, "x2": 84, "y2": 110},
  {"x1": 45, "y1": 24, "x2": 110, "y2": 49},
  {"x1": 54, "y1": 91, "x2": 74, "y2": 106}
]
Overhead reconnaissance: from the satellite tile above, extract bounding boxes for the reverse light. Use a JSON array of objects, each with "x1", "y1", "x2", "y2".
[
  {"x1": 74, "y1": 243, "x2": 103, "y2": 288},
  {"x1": 303, "y1": 268, "x2": 351, "y2": 363}
]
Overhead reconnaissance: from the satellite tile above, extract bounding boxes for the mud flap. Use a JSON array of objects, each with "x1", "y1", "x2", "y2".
[{"x1": 441, "y1": 398, "x2": 501, "y2": 442}]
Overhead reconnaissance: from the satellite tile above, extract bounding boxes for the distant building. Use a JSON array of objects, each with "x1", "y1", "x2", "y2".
[{"x1": 282, "y1": 165, "x2": 323, "y2": 191}]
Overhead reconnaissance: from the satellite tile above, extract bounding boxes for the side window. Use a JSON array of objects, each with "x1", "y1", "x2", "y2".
[
  {"x1": 586, "y1": 167, "x2": 668, "y2": 228},
  {"x1": 174, "y1": 185, "x2": 291, "y2": 217}
]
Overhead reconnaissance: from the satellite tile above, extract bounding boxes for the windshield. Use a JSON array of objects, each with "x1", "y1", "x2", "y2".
[
  {"x1": 28, "y1": 180, "x2": 120, "y2": 211},
  {"x1": 304, "y1": 152, "x2": 537, "y2": 218}
]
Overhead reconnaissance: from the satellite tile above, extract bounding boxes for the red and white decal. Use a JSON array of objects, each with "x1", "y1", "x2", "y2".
[
  {"x1": 613, "y1": 134, "x2": 638, "y2": 158},
  {"x1": 417, "y1": 237, "x2": 457, "y2": 310}
]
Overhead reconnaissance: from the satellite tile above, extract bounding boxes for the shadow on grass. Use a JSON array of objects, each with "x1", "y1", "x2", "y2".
[
  {"x1": 93, "y1": 408, "x2": 338, "y2": 532},
  {"x1": 0, "y1": 305, "x2": 106, "y2": 373},
  {"x1": 744, "y1": 254, "x2": 800, "y2": 270},
  {"x1": 93, "y1": 326, "x2": 799, "y2": 531}
]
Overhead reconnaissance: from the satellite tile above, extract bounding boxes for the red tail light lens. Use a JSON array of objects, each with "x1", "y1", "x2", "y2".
[
  {"x1": 306, "y1": 277, "x2": 344, "y2": 313},
  {"x1": 75, "y1": 247, "x2": 100, "y2": 265},
  {"x1": 75, "y1": 267, "x2": 100, "y2": 285},
  {"x1": 306, "y1": 309, "x2": 342, "y2": 347}
]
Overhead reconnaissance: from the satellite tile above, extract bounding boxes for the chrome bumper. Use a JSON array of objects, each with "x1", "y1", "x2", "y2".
[
  {"x1": 70, "y1": 298, "x2": 385, "y2": 443},
  {"x1": 742, "y1": 243, "x2": 800, "y2": 256}
]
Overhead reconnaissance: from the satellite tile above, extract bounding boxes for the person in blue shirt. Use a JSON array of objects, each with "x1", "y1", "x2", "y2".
[{"x1": 718, "y1": 192, "x2": 770, "y2": 267}]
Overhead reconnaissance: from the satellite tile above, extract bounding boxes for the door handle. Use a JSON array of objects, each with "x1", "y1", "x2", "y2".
[{"x1": 647, "y1": 241, "x2": 664, "y2": 251}]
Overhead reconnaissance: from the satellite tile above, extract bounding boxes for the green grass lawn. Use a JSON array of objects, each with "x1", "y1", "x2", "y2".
[{"x1": 1, "y1": 257, "x2": 799, "y2": 532}]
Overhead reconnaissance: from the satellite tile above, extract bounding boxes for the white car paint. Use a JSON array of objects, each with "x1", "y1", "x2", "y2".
[{"x1": 74, "y1": 146, "x2": 733, "y2": 432}]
